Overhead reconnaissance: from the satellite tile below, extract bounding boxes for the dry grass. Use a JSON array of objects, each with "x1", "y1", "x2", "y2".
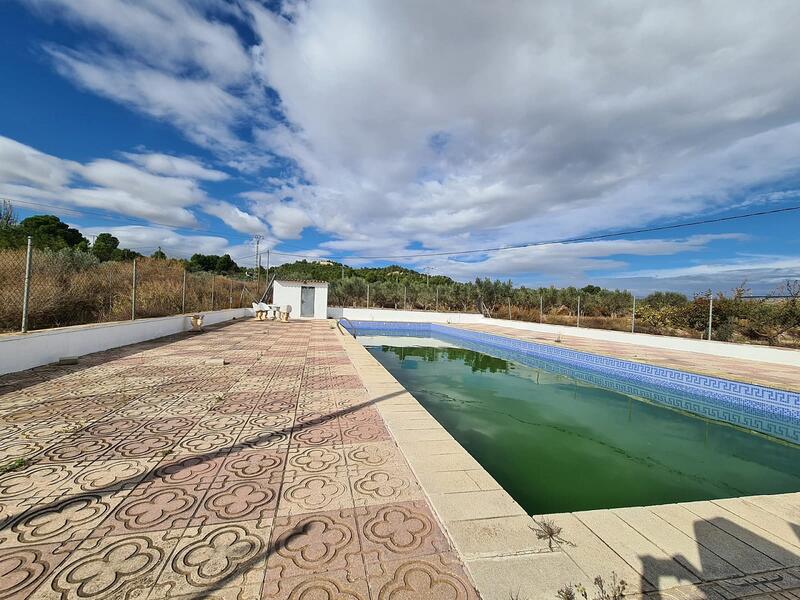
[{"x1": 0, "y1": 250, "x2": 260, "y2": 333}]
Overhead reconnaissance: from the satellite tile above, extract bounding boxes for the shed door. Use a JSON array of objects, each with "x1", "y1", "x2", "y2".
[{"x1": 300, "y1": 286, "x2": 315, "y2": 317}]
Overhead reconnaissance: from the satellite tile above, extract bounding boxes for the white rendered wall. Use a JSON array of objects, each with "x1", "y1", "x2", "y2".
[
  {"x1": 327, "y1": 307, "x2": 800, "y2": 367},
  {"x1": 273, "y1": 281, "x2": 328, "y2": 319},
  {"x1": 327, "y1": 307, "x2": 484, "y2": 324},
  {"x1": 273, "y1": 282, "x2": 300, "y2": 315},
  {"x1": 0, "y1": 308, "x2": 251, "y2": 376}
]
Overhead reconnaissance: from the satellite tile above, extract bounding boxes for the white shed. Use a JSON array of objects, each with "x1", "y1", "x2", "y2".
[{"x1": 272, "y1": 280, "x2": 329, "y2": 319}]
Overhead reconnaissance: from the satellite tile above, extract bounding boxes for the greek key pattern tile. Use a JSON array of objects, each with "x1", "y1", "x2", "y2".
[
  {"x1": 347, "y1": 319, "x2": 800, "y2": 443},
  {"x1": 0, "y1": 319, "x2": 477, "y2": 598}
]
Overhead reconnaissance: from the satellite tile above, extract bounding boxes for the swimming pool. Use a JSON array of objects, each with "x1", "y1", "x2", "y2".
[{"x1": 343, "y1": 320, "x2": 800, "y2": 514}]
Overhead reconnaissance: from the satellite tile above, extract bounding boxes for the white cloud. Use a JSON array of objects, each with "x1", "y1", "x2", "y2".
[
  {"x1": 0, "y1": 136, "x2": 77, "y2": 189},
  {"x1": 77, "y1": 225, "x2": 250, "y2": 260},
  {"x1": 0, "y1": 134, "x2": 266, "y2": 234},
  {"x1": 245, "y1": 0, "x2": 800, "y2": 255},
  {"x1": 15, "y1": 0, "x2": 800, "y2": 290},
  {"x1": 24, "y1": 0, "x2": 252, "y2": 84},
  {"x1": 123, "y1": 152, "x2": 229, "y2": 181},
  {"x1": 201, "y1": 200, "x2": 269, "y2": 235}
]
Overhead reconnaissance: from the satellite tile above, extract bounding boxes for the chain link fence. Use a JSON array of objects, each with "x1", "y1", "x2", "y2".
[{"x1": 0, "y1": 240, "x2": 262, "y2": 334}]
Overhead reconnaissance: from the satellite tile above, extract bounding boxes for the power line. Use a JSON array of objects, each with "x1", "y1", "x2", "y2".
[{"x1": 266, "y1": 203, "x2": 800, "y2": 261}]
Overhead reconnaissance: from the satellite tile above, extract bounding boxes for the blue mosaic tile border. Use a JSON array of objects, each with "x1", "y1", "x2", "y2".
[{"x1": 343, "y1": 320, "x2": 800, "y2": 443}]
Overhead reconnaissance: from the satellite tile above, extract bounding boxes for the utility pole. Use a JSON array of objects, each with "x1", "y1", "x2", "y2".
[
  {"x1": 266, "y1": 249, "x2": 270, "y2": 298},
  {"x1": 576, "y1": 295, "x2": 581, "y2": 328},
  {"x1": 631, "y1": 295, "x2": 636, "y2": 333},
  {"x1": 252, "y1": 235, "x2": 263, "y2": 298},
  {"x1": 21, "y1": 236, "x2": 32, "y2": 333},
  {"x1": 708, "y1": 294, "x2": 714, "y2": 341},
  {"x1": 341, "y1": 264, "x2": 344, "y2": 280},
  {"x1": 539, "y1": 295, "x2": 543, "y2": 324}
]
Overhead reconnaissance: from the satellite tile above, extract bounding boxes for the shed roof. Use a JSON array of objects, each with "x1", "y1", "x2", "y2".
[{"x1": 275, "y1": 279, "x2": 329, "y2": 285}]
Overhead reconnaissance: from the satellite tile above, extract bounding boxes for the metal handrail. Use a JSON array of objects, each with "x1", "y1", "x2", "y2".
[{"x1": 337, "y1": 317, "x2": 357, "y2": 338}]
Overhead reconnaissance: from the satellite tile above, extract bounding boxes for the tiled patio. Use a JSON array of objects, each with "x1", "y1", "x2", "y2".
[{"x1": 0, "y1": 319, "x2": 478, "y2": 599}]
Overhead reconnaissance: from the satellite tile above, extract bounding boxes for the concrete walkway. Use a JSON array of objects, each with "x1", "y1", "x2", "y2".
[
  {"x1": 0, "y1": 319, "x2": 477, "y2": 599},
  {"x1": 454, "y1": 322, "x2": 800, "y2": 392}
]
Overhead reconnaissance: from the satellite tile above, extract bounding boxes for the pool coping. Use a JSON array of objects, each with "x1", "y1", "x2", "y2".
[
  {"x1": 336, "y1": 326, "x2": 561, "y2": 598},
  {"x1": 335, "y1": 320, "x2": 800, "y2": 599}
]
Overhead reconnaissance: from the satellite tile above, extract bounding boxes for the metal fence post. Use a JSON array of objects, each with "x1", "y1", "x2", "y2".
[
  {"x1": 181, "y1": 270, "x2": 187, "y2": 313},
  {"x1": 631, "y1": 295, "x2": 636, "y2": 333},
  {"x1": 229, "y1": 279, "x2": 233, "y2": 309},
  {"x1": 20, "y1": 236, "x2": 33, "y2": 333},
  {"x1": 708, "y1": 295, "x2": 713, "y2": 341},
  {"x1": 131, "y1": 259, "x2": 137, "y2": 320},
  {"x1": 436, "y1": 286, "x2": 439, "y2": 312},
  {"x1": 366, "y1": 283, "x2": 370, "y2": 308},
  {"x1": 403, "y1": 286, "x2": 407, "y2": 309},
  {"x1": 211, "y1": 275, "x2": 215, "y2": 311},
  {"x1": 540, "y1": 295, "x2": 543, "y2": 323},
  {"x1": 507, "y1": 297, "x2": 512, "y2": 320},
  {"x1": 576, "y1": 295, "x2": 581, "y2": 327}
]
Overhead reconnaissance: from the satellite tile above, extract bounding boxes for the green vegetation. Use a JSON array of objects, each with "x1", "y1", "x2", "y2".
[
  {"x1": 0, "y1": 457, "x2": 30, "y2": 475},
  {"x1": 0, "y1": 202, "x2": 797, "y2": 345}
]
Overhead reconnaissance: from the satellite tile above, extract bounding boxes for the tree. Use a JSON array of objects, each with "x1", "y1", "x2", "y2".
[
  {"x1": 215, "y1": 254, "x2": 238, "y2": 273},
  {"x1": 92, "y1": 233, "x2": 120, "y2": 262},
  {"x1": 18, "y1": 215, "x2": 87, "y2": 249},
  {"x1": 151, "y1": 247, "x2": 167, "y2": 260},
  {"x1": 643, "y1": 291, "x2": 688, "y2": 309},
  {"x1": 112, "y1": 248, "x2": 142, "y2": 261},
  {"x1": 0, "y1": 200, "x2": 17, "y2": 228}
]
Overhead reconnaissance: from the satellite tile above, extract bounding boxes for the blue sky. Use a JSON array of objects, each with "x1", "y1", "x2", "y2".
[{"x1": 1, "y1": 0, "x2": 799, "y2": 294}]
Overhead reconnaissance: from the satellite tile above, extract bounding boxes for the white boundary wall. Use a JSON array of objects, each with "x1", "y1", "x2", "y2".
[
  {"x1": 0, "y1": 308, "x2": 252, "y2": 376},
  {"x1": 328, "y1": 307, "x2": 800, "y2": 367},
  {"x1": 327, "y1": 307, "x2": 484, "y2": 324}
]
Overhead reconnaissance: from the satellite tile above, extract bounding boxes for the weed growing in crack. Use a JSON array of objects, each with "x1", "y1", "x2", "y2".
[
  {"x1": 0, "y1": 457, "x2": 30, "y2": 474},
  {"x1": 531, "y1": 517, "x2": 574, "y2": 550},
  {"x1": 557, "y1": 573, "x2": 626, "y2": 600}
]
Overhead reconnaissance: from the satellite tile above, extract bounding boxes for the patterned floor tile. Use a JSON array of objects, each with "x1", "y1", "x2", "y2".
[
  {"x1": 192, "y1": 479, "x2": 278, "y2": 527},
  {"x1": 262, "y1": 567, "x2": 371, "y2": 599},
  {"x1": 365, "y1": 552, "x2": 479, "y2": 600},
  {"x1": 0, "y1": 320, "x2": 479, "y2": 599},
  {"x1": 150, "y1": 455, "x2": 226, "y2": 487},
  {"x1": 266, "y1": 508, "x2": 364, "y2": 581},
  {"x1": 349, "y1": 462, "x2": 424, "y2": 508},
  {"x1": 218, "y1": 448, "x2": 286, "y2": 483},
  {"x1": 343, "y1": 442, "x2": 404, "y2": 469},
  {"x1": 287, "y1": 446, "x2": 347, "y2": 475},
  {"x1": 354, "y1": 501, "x2": 451, "y2": 564},
  {"x1": 97, "y1": 484, "x2": 203, "y2": 536},
  {"x1": 173, "y1": 431, "x2": 237, "y2": 457},
  {"x1": 73, "y1": 458, "x2": 160, "y2": 493},
  {"x1": 0, "y1": 463, "x2": 80, "y2": 499},
  {"x1": 152, "y1": 521, "x2": 271, "y2": 599},
  {"x1": 0, "y1": 542, "x2": 74, "y2": 600},
  {"x1": 278, "y1": 472, "x2": 354, "y2": 517},
  {"x1": 0, "y1": 491, "x2": 126, "y2": 549},
  {"x1": 37, "y1": 530, "x2": 180, "y2": 600}
]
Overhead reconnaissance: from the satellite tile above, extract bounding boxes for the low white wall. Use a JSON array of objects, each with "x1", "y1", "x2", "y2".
[
  {"x1": 0, "y1": 308, "x2": 252, "y2": 376},
  {"x1": 327, "y1": 307, "x2": 484, "y2": 324},
  {"x1": 327, "y1": 307, "x2": 800, "y2": 367},
  {"x1": 480, "y1": 318, "x2": 800, "y2": 367}
]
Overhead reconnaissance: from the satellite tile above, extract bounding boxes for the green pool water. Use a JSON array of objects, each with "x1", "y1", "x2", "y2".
[{"x1": 367, "y1": 344, "x2": 800, "y2": 514}]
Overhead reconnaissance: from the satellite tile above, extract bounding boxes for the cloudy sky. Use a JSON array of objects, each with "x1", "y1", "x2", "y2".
[{"x1": 1, "y1": 0, "x2": 799, "y2": 294}]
